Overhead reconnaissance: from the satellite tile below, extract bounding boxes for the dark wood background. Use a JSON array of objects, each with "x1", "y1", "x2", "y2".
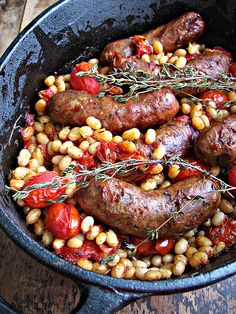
[{"x1": 0, "y1": 1, "x2": 235, "y2": 313}]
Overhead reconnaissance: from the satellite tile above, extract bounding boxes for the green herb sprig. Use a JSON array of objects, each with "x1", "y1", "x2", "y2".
[{"x1": 77, "y1": 63, "x2": 236, "y2": 103}]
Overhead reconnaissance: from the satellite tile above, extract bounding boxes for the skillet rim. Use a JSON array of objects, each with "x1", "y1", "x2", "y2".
[{"x1": 0, "y1": 0, "x2": 235, "y2": 293}]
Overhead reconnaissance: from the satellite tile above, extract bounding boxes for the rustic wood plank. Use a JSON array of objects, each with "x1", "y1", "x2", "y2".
[
  {"x1": 0, "y1": 0, "x2": 27, "y2": 56},
  {"x1": 0, "y1": 228, "x2": 80, "y2": 314},
  {"x1": 20, "y1": 0, "x2": 58, "y2": 31}
]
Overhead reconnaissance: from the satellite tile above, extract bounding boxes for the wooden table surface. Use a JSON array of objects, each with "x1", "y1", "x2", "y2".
[{"x1": 0, "y1": 1, "x2": 235, "y2": 313}]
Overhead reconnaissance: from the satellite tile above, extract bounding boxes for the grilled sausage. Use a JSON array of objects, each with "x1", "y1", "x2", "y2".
[
  {"x1": 117, "y1": 118, "x2": 197, "y2": 184},
  {"x1": 188, "y1": 48, "x2": 232, "y2": 78},
  {"x1": 194, "y1": 114, "x2": 236, "y2": 166},
  {"x1": 48, "y1": 88, "x2": 179, "y2": 133},
  {"x1": 100, "y1": 12, "x2": 205, "y2": 65},
  {"x1": 76, "y1": 176, "x2": 221, "y2": 238}
]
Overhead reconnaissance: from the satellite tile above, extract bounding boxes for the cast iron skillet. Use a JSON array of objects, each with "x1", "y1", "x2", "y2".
[{"x1": 0, "y1": 0, "x2": 236, "y2": 312}]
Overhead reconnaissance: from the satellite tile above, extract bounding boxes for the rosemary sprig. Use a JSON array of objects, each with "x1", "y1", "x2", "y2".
[
  {"x1": 7, "y1": 157, "x2": 235, "y2": 202},
  {"x1": 77, "y1": 64, "x2": 236, "y2": 102}
]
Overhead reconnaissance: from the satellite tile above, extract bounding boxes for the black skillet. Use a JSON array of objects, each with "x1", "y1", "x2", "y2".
[{"x1": 0, "y1": 0, "x2": 236, "y2": 313}]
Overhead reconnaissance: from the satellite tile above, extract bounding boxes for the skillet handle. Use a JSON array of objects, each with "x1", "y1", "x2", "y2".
[{"x1": 72, "y1": 283, "x2": 151, "y2": 314}]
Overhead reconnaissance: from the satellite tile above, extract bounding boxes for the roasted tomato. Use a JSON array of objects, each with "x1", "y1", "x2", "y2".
[
  {"x1": 96, "y1": 141, "x2": 117, "y2": 163},
  {"x1": 77, "y1": 152, "x2": 95, "y2": 169},
  {"x1": 209, "y1": 218, "x2": 236, "y2": 248},
  {"x1": 229, "y1": 62, "x2": 236, "y2": 77},
  {"x1": 200, "y1": 90, "x2": 228, "y2": 108},
  {"x1": 175, "y1": 158, "x2": 209, "y2": 182},
  {"x1": 155, "y1": 238, "x2": 174, "y2": 255},
  {"x1": 228, "y1": 165, "x2": 236, "y2": 194},
  {"x1": 70, "y1": 62, "x2": 100, "y2": 94},
  {"x1": 55, "y1": 239, "x2": 115, "y2": 263},
  {"x1": 131, "y1": 237, "x2": 157, "y2": 256},
  {"x1": 23, "y1": 171, "x2": 65, "y2": 208},
  {"x1": 21, "y1": 125, "x2": 34, "y2": 143},
  {"x1": 45, "y1": 203, "x2": 81, "y2": 240},
  {"x1": 38, "y1": 87, "x2": 56, "y2": 101}
]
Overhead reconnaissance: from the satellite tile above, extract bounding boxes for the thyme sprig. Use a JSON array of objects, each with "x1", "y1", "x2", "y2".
[
  {"x1": 7, "y1": 157, "x2": 235, "y2": 202},
  {"x1": 77, "y1": 64, "x2": 236, "y2": 102}
]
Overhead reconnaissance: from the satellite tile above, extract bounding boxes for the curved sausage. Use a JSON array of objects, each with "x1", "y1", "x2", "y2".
[
  {"x1": 48, "y1": 88, "x2": 179, "y2": 133},
  {"x1": 76, "y1": 176, "x2": 221, "y2": 238},
  {"x1": 194, "y1": 114, "x2": 236, "y2": 166},
  {"x1": 100, "y1": 12, "x2": 205, "y2": 65}
]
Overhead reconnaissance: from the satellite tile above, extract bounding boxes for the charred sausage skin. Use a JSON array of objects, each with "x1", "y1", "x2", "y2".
[
  {"x1": 48, "y1": 88, "x2": 179, "y2": 133},
  {"x1": 76, "y1": 176, "x2": 221, "y2": 238},
  {"x1": 194, "y1": 114, "x2": 236, "y2": 166},
  {"x1": 100, "y1": 12, "x2": 205, "y2": 65}
]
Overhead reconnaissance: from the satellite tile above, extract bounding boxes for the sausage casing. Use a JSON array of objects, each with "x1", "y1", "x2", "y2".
[
  {"x1": 194, "y1": 114, "x2": 236, "y2": 166},
  {"x1": 76, "y1": 176, "x2": 221, "y2": 238},
  {"x1": 48, "y1": 88, "x2": 179, "y2": 133},
  {"x1": 100, "y1": 12, "x2": 205, "y2": 65}
]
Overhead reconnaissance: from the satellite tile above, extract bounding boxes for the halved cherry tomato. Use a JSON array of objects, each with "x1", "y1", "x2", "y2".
[
  {"x1": 55, "y1": 239, "x2": 115, "y2": 263},
  {"x1": 23, "y1": 171, "x2": 65, "y2": 208},
  {"x1": 136, "y1": 45, "x2": 153, "y2": 58},
  {"x1": 209, "y1": 218, "x2": 236, "y2": 248},
  {"x1": 229, "y1": 62, "x2": 236, "y2": 77},
  {"x1": 77, "y1": 151, "x2": 95, "y2": 169},
  {"x1": 96, "y1": 141, "x2": 117, "y2": 163},
  {"x1": 45, "y1": 202, "x2": 81, "y2": 240},
  {"x1": 39, "y1": 87, "x2": 56, "y2": 101},
  {"x1": 200, "y1": 90, "x2": 228, "y2": 108},
  {"x1": 70, "y1": 62, "x2": 100, "y2": 94},
  {"x1": 155, "y1": 238, "x2": 174, "y2": 255},
  {"x1": 228, "y1": 165, "x2": 236, "y2": 194},
  {"x1": 175, "y1": 158, "x2": 209, "y2": 182},
  {"x1": 130, "y1": 237, "x2": 157, "y2": 256}
]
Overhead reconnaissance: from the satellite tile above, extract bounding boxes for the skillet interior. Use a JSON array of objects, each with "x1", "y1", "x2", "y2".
[{"x1": 0, "y1": 0, "x2": 235, "y2": 293}]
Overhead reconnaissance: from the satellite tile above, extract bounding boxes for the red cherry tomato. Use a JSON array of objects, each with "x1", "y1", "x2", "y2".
[
  {"x1": 96, "y1": 141, "x2": 117, "y2": 163},
  {"x1": 229, "y1": 62, "x2": 236, "y2": 77},
  {"x1": 23, "y1": 172, "x2": 65, "y2": 208},
  {"x1": 131, "y1": 237, "x2": 157, "y2": 256},
  {"x1": 209, "y1": 218, "x2": 236, "y2": 248},
  {"x1": 45, "y1": 203, "x2": 81, "y2": 240},
  {"x1": 200, "y1": 90, "x2": 228, "y2": 108},
  {"x1": 155, "y1": 238, "x2": 174, "y2": 255},
  {"x1": 229, "y1": 165, "x2": 236, "y2": 194},
  {"x1": 136, "y1": 45, "x2": 153, "y2": 58},
  {"x1": 55, "y1": 239, "x2": 114, "y2": 263},
  {"x1": 70, "y1": 62, "x2": 100, "y2": 94},
  {"x1": 77, "y1": 151, "x2": 95, "y2": 169},
  {"x1": 175, "y1": 158, "x2": 209, "y2": 182}
]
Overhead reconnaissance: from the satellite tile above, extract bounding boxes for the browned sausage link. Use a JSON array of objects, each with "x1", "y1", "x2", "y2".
[
  {"x1": 100, "y1": 11, "x2": 205, "y2": 65},
  {"x1": 48, "y1": 88, "x2": 179, "y2": 133},
  {"x1": 194, "y1": 114, "x2": 236, "y2": 166},
  {"x1": 118, "y1": 119, "x2": 197, "y2": 184},
  {"x1": 76, "y1": 176, "x2": 221, "y2": 238},
  {"x1": 188, "y1": 48, "x2": 232, "y2": 78}
]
